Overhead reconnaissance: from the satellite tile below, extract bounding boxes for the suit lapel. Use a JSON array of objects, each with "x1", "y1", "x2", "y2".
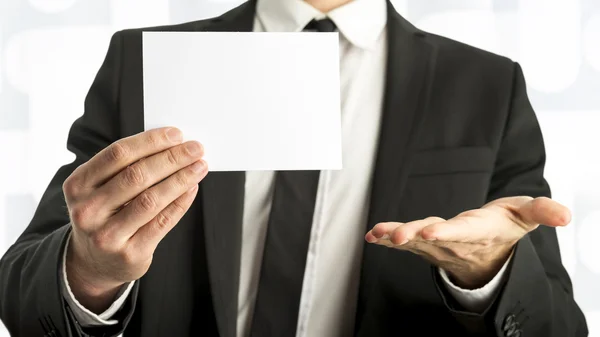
[
  {"x1": 367, "y1": 2, "x2": 437, "y2": 227},
  {"x1": 356, "y1": 1, "x2": 438, "y2": 328},
  {"x1": 198, "y1": 3, "x2": 256, "y2": 337}
]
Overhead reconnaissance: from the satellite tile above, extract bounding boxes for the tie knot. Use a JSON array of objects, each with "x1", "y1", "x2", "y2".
[{"x1": 304, "y1": 18, "x2": 337, "y2": 32}]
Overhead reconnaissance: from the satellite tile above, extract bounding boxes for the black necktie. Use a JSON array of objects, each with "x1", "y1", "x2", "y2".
[{"x1": 249, "y1": 18, "x2": 337, "y2": 337}]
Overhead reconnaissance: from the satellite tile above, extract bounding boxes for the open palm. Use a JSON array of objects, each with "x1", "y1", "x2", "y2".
[{"x1": 365, "y1": 196, "x2": 571, "y2": 288}]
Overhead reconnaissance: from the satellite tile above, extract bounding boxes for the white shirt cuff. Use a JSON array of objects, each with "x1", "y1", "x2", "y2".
[
  {"x1": 60, "y1": 231, "x2": 135, "y2": 327},
  {"x1": 438, "y1": 251, "x2": 514, "y2": 313}
]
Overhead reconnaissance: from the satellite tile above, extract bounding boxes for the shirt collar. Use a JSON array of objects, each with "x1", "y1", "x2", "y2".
[{"x1": 256, "y1": 0, "x2": 387, "y2": 50}]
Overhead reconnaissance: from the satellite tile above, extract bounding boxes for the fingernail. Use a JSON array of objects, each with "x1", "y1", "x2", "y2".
[
  {"x1": 186, "y1": 142, "x2": 202, "y2": 156},
  {"x1": 190, "y1": 161, "x2": 205, "y2": 173},
  {"x1": 188, "y1": 184, "x2": 199, "y2": 193},
  {"x1": 167, "y1": 128, "x2": 183, "y2": 143}
]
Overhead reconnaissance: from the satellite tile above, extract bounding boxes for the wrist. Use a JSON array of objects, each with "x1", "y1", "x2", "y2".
[
  {"x1": 446, "y1": 244, "x2": 514, "y2": 289},
  {"x1": 66, "y1": 238, "x2": 124, "y2": 313},
  {"x1": 447, "y1": 269, "x2": 496, "y2": 289}
]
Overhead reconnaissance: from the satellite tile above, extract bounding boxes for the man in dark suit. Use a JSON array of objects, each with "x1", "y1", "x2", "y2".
[{"x1": 0, "y1": 0, "x2": 588, "y2": 336}]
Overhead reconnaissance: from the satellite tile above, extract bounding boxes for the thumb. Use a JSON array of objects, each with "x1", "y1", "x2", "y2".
[{"x1": 517, "y1": 197, "x2": 571, "y2": 228}]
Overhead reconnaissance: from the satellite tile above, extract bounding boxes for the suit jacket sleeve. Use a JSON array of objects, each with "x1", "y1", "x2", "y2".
[
  {"x1": 0, "y1": 31, "x2": 139, "y2": 337},
  {"x1": 437, "y1": 62, "x2": 588, "y2": 336}
]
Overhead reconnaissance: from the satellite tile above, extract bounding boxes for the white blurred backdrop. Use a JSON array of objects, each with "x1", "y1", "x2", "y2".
[{"x1": 0, "y1": 0, "x2": 599, "y2": 335}]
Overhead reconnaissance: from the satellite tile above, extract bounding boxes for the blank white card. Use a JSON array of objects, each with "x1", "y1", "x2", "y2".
[{"x1": 142, "y1": 31, "x2": 342, "y2": 171}]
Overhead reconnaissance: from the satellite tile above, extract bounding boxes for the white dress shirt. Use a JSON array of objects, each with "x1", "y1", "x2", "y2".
[{"x1": 61, "y1": 0, "x2": 511, "y2": 336}]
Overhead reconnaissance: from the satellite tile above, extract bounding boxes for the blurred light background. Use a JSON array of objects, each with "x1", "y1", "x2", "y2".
[{"x1": 0, "y1": 0, "x2": 599, "y2": 335}]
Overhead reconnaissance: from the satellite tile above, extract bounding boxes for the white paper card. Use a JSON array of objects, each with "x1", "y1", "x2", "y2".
[{"x1": 142, "y1": 31, "x2": 342, "y2": 171}]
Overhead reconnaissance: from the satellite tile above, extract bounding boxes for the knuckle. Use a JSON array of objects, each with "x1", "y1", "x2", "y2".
[
  {"x1": 122, "y1": 164, "x2": 145, "y2": 187},
  {"x1": 171, "y1": 198, "x2": 188, "y2": 215},
  {"x1": 90, "y1": 230, "x2": 114, "y2": 252},
  {"x1": 70, "y1": 207, "x2": 86, "y2": 226},
  {"x1": 165, "y1": 148, "x2": 179, "y2": 166},
  {"x1": 136, "y1": 190, "x2": 158, "y2": 213},
  {"x1": 118, "y1": 247, "x2": 139, "y2": 266},
  {"x1": 62, "y1": 176, "x2": 79, "y2": 199},
  {"x1": 173, "y1": 171, "x2": 191, "y2": 189},
  {"x1": 63, "y1": 165, "x2": 91, "y2": 199},
  {"x1": 146, "y1": 132, "x2": 164, "y2": 148},
  {"x1": 106, "y1": 142, "x2": 129, "y2": 163},
  {"x1": 155, "y1": 212, "x2": 172, "y2": 231},
  {"x1": 69, "y1": 201, "x2": 94, "y2": 226}
]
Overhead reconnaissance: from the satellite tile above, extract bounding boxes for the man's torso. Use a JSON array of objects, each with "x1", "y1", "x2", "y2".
[{"x1": 109, "y1": 1, "x2": 515, "y2": 336}]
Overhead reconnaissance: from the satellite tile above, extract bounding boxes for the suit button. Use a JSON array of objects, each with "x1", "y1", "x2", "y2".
[{"x1": 503, "y1": 314, "x2": 516, "y2": 332}]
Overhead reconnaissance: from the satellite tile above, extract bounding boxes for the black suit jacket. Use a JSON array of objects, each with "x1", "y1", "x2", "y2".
[{"x1": 0, "y1": 1, "x2": 588, "y2": 336}]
